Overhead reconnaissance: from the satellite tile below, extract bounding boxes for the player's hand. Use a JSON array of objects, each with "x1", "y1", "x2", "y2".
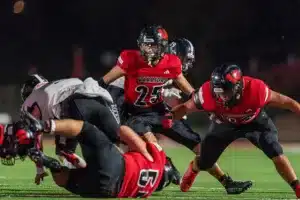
[
  {"x1": 163, "y1": 88, "x2": 182, "y2": 99},
  {"x1": 162, "y1": 112, "x2": 173, "y2": 129},
  {"x1": 21, "y1": 110, "x2": 47, "y2": 133},
  {"x1": 34, "y1": 171, "x2": 49, "y2": 185}
]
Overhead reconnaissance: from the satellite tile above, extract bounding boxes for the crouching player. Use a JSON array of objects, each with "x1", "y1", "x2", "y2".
[{"x1": 23, "y1": 111, "x2": 176, "y2": 198}]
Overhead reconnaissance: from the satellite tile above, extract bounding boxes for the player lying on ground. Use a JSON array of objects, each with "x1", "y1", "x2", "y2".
[
  {"x1": 22, "y1": 111, "x2": 176, "y2": 198},
  {"x1": 100, "y1": 26, "x2": 252, "y2": 194},
  {"x1": 172, "y1": 64, "x2": 300, "y2": 197}
]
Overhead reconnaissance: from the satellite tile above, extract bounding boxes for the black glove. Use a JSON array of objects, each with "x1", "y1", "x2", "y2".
[{"x1": 21, "y1": 110, "x2": 51, "y2": 133}]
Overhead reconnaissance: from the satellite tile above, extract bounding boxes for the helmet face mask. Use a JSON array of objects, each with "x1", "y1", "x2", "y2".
[
  {"x1": 182, "y1": 55, "x2": 195, "y2": 73},
  {"x1": 137, "y1": 25, "x2": 168, "y2": 65},
  {"x1": 140, "y1": 43, "x2": 160, "y2": 62}
]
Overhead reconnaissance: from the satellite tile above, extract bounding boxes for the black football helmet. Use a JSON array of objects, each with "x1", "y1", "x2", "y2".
[
  {"x1": 21, "y1": 74, "x2": 48, "y2": 102},
  {"x1": 169, "y1": 38, "x2": 195, "y2": 74},
  {"x1": 155, "y1": 160, "x2": 176, "y2": 191},
  {"x1": 210, "y1": 64, "x2": 243, "y2": 107},
  {"x1": 0, "y1": 121, "x2": 35, "y2": 166},
  {"x1": 137, "y1": 25, "x2": 169, "y2": 65}
]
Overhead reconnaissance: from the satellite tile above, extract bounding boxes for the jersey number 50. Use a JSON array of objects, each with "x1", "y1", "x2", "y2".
[
  {"x1": 136, "y1": 169, "x2": 159, "y2": 197},
  {"x1": 135, "y1": 85, "x2": 162, "y2": 106}
]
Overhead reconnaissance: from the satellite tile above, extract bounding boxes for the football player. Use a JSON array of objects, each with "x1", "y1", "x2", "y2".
[
  {"x1": 21, "y1": 75, "x2": 118, "y2": 183},
  {"x1": 22, "y1": 110, "x2": 176, "y2": 198},
  {"x1": 100, "y1": 27, "x2": 252, "y2": 194},
  {"x1": 172, "y1": 64, "x2": 300, "y2": 197}
]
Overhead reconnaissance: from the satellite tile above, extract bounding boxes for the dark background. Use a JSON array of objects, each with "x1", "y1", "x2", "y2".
[{"x1": 2, "y1": 0, "x2": 300, "y2": 87}]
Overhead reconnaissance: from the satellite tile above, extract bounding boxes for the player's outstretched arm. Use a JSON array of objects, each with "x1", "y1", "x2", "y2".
[
  {"x1": 268, "y1": 90, "x2": 300, "y2": 114},
  {"x1": 172, "y1": 97, "x2": 200, "y2": 120},
  {"x1": 100, "y1": 66, "x2": 126, "y2": 87},
  {"x1": 173, "y1": 74, "x2": 194, "y2": 96},
  {"x1": 22, "y1": 111, "x2": 84, "y2": 137},
  {"x1": 118, "y1": 125, "x2": 154, "y2": 162}
]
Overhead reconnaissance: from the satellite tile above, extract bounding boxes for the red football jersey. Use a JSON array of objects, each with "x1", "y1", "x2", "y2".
[
  {"x1": 194, "y1": 76, "x2": 271, "y2": 124},
  {"x1": 117, "y1": 142, "x2": 166, "y2": 198},
  {"x1": 116, "y1": 50, "x2": 182, "y2": 108}
]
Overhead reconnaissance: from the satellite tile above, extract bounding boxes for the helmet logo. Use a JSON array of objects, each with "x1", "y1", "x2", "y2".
[
  {"x1": 143, "y1": 36, "x2": 155, "y2": 43},
  {"x1": 157, "y1": 28, "x2": 168, "y2": 40},
  {"x1": 225, "y1": 69, "x2": 241, "y2": 84}
]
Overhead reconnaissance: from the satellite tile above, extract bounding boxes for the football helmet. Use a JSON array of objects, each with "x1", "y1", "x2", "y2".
[
  {"x1": 211, "y1": 64, "x2": 243, "y2": 107},
  {"x1": 21, "y1": 74, "x2": 48, "y2": 102},
  {"x1": 169, "y1": 38, "x2": 195, "y2": 74},
  {"x1": 137, "y1": 25, "x2": 169, "y2": 65},
  {"x1": 0, "y1": 121, "x2": 35, "y2": 165}
]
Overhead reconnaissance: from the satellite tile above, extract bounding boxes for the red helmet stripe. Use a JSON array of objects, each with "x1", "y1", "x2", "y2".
[
  {"x1": 225, "y1": 69, "x2": 241, "y2": 84},
  {"x1": 158, "y1": 28, "x2": 168, "y2": 40}
]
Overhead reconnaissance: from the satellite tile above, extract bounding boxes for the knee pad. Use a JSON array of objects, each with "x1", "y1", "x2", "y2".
[{"x1": 265, "y1": 141, "x2": 283, "y2": 159}]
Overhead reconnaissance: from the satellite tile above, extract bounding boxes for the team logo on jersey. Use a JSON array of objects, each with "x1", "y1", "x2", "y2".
[{"x1": 225, "y1": 69, "x2": 241, "y2": 84}]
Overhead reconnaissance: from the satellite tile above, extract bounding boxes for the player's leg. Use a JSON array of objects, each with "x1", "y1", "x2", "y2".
[
  {"x1": 69, "y1": 96, "x2": 121, "y2": 142},
  {"x1": 163, "y1": 119, "x2": 201, "y2": 153},
  {"x1": 54, "y1": 135, "x2": 79, "y2": 168},
  {"x1": 161, "y1": 119, "x2": 251, "y2": 193},
  {"x1": 58, "y1": 95, "x2": 121, "y2": 167},
  {"x1": 180, "y1": 122, "x2": 252, "y2": 194},
  {"x1": 75, "y1": 121, "x2": 125, "y2": 197},
  {"x1": 245, "y1": 111, "x2": 300, "y2": 197},
  {"x1": 106, "y1": 84, "x2": 127, "y2": 123},
  {"x1": 43, "y1": 121, "x2": 124, "y2": 197}
]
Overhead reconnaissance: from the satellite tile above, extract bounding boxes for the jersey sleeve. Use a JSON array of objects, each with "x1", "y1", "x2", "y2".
[
  {"x1": 116, "y1": 51, "x2": 130, "y2": 73},
  {"x1": 170, "y1": 55, "x2": 182, "y2": 78},
  {"x1": 193, "y1": 81, "x2": 213, "y2": 111},
  {"x1": 256, "y1": 80, "x2": 271, "y2": 107}
]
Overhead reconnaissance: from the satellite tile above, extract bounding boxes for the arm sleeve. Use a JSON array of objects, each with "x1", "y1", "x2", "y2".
[{"x1": 193, "y1": 87, "x2": 204, "y2": 110}]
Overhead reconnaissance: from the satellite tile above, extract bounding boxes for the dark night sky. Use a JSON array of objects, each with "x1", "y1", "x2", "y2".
[{"x1": 1, "y1": 0, "x2": 300, "y2": 84}]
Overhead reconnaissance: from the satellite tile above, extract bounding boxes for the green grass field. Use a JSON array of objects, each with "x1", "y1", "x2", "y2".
[{"x1": 1, "y1": 143, "x2": 300, "y2": 200}]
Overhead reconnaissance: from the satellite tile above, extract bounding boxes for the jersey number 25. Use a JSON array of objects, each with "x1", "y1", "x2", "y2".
[{"x1": 134, "y1": 85, "x2": 162, "y2": 106}]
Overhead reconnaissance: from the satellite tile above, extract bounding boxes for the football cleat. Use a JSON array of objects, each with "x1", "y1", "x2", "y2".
[
  {"x1": 60, "y1": 151, "x2": 87, "y2": 169},
  {"x1": 180, "y1": 161, "x2": 198, "y2": 192},
  {"x1": 223, "y1": 176, "x2": 253, "y2": 194},
  {"x1": 294, "y1": 184, "x2": 300, "y2": 198}
]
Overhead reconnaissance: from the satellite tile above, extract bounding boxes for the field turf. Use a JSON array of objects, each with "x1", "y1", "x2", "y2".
[{"x1": 0, "y1": 142, "x2": 300, "y2": 200}]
